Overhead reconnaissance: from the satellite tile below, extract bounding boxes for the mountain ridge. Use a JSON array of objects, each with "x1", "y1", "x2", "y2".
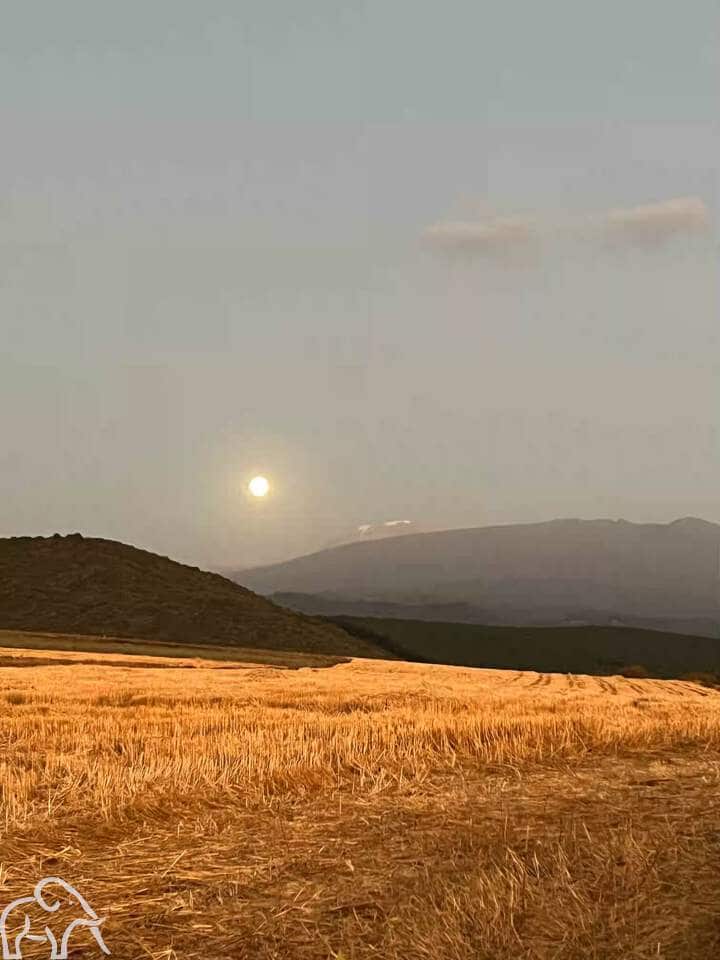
[
  {"x1": 239, "y1": 516, "x2": 720, "y2": 574},
  {"x1": 233, "y1": 518, "x2": 720, "y2": 634}
]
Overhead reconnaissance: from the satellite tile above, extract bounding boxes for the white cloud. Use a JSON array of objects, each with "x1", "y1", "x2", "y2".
[
  {"x1": 421, "y1": 217, "x2": 538, "y2": 258},
  {"x1": 422, "y1": 197, "x2": 712, "y2": 260},
  {"x1": 603, "y1": 197, "x2": 710, "y2": 245}
]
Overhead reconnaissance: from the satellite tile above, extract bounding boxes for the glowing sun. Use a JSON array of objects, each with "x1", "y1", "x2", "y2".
[{"x1": 248, "y1": 475, "x2": 270, "y2": 498}]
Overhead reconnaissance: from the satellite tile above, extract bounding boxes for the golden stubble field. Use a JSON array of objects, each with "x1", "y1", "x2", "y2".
[{"x1": 1, "y1": 642, "x2": 720, "y2": 959}]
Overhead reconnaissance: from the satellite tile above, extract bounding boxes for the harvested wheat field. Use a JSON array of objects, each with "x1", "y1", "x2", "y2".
[{"x1": 2, "y1": 643, "x2": 720, "y2": 959}]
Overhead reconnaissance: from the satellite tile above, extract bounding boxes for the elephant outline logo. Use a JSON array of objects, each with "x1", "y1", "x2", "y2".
[{"x1": 0, "y1": 877, "x2": 110, "y2": 959}]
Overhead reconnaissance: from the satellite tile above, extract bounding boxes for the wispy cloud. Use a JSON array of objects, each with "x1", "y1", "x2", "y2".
[
  {"x1": 421, "y1": 217, "x2": 539, "y2": 259},
  {"x1": 422, "y1": 197, "x2": 711, "y2": 260},
  {"x1": 603, "y1": 197, "x2": 710, "y2": 245}
]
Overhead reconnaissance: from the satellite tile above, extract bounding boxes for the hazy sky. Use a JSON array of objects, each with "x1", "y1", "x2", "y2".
[{"x1": 1, "y1": 1, "x2": 718, "y2": 568}]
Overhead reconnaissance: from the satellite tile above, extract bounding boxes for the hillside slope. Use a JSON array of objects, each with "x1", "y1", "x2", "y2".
[
  {"x1": 271, "y1": 592, "x2": 720, "y2": 640},
  {"x1": 235, "y1": 518, "x2": 720, "y2": 633},
  {"x1": 327, "y1": 616, "x2": 720, "y2": 678},
  {"x1": 0, "y1": 534, "x2": 383, "y2": 657}
]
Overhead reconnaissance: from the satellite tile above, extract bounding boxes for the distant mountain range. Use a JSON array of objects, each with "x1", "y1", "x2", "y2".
[
  {"x1": 4, "y1": 527, "x2": 720, "y2": 677},
  {"x1": 233, "y1": 518, "x2": 720, "y2": 638}
]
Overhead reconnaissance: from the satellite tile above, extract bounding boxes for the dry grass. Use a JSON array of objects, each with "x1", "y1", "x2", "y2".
[
  {"x1": 1, "y1": 644, "x2": 720, "y2": 958},
  {"x1": 0, "y1": 628, "x2": 351, "y2": 668}
]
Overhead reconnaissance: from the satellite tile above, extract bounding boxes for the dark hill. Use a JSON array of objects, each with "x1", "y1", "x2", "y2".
[
  {"x1": 0, "y1": 534, "x2": 384, "y2": 658},
  {"x1": 326, "y1": 616, "x2": 720, "y2": 679}
]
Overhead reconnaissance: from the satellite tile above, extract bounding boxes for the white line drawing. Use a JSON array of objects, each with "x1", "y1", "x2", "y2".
[{"x1": 0, "y1": 877, "x2": 110, "y2": 959}]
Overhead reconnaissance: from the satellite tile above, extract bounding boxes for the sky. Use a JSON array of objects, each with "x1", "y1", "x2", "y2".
[{"x1": 1, "y1": 1, "x2": 718, "y2": 569}]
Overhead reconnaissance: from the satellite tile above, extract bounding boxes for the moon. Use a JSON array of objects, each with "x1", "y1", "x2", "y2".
[{"x1": 248, "y1": 475, "x2": 270, "y2": 498}]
